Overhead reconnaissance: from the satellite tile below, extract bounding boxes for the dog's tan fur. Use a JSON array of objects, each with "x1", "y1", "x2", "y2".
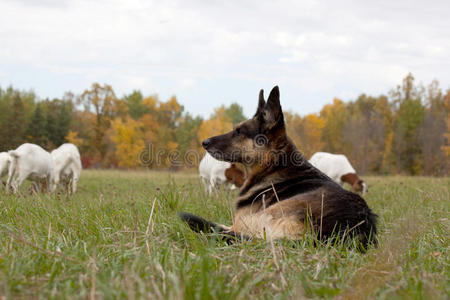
[{"x1": 232, "y1": 198, "x2": 306, "y2": 239}]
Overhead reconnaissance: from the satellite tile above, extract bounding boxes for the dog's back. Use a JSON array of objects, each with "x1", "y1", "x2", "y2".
[{"x1": 231, "y1": 157, "x2": 377, "y2": 247}]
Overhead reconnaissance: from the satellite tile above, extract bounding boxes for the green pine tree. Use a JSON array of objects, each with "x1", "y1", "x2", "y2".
[
  {"x1": 7, "y1": 93, "x2": 26, "y2": 149},
  {"x1": 124, "y1": 90, "x2": 147, "y2": 119},
  {"x1": 26, "y1": 103, "x2": 47, "y2": 147},
  {"x1": 225, "y1": 103, "x2": 246, "y2": 125},
  {"x1": 55, "y1": 101, "x2": 73, "y2": 146}
]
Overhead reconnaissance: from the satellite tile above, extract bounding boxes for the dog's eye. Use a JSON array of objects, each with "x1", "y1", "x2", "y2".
[{"x1": 235, "y1": 127, "x2": 241, "y2": 135}]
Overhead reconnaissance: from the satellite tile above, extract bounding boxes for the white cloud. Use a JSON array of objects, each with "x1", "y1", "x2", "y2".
[{"x1": 0, "y1": 0, "x2": 449, "y2": 118}]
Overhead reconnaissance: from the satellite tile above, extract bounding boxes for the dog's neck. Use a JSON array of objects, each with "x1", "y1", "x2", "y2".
[{"x1": 237, "y1": 136, "x2": 322, "y2": 202}]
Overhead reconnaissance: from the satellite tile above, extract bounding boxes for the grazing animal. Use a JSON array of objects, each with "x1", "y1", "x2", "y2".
[
  {"x1": 0, "y1": 152, "x2": 12, "y2": 189},
  {"x1": 309, "y1": 152, "x2": 367, "y2": 194},
  {"x1": 51, "y1": 143, "x2": 82, "y2": 194},
  {"x1": 225, "y1": 163, "x2": 245, "y2": 188},
  {"x1": 199, "y1": 152, "x2": 245, "y2": 194},
  {"x1": 7, "y1": 143, "x2": 54, "y2": 194},
  {"x1": 181, "y1": 86, "x2": 377, "y2": 249}
]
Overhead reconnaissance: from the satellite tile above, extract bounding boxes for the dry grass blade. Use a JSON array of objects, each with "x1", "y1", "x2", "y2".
[
  {"x1": 320, "y1": 193, "x2": 324, "y2": 241},
  {"x1": 1, "y1": 225, "x2": 80, "y2": 263},
  {"x1": 90, "y1": 248, "x2": 97, "y2": 300},
  {"x1": 145, "y1": 197, "x2": 157, "y2": 255},
  {"x1": 271, "y1": 181, "x2": 284, "y2": 217},
  {"x1": 341, "y1": 220, "x2": 365, "y2": 241}
]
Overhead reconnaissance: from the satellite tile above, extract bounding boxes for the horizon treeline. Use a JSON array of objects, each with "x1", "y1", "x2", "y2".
[{"x1": 0, "y1": 73, "x2": 448, "y2": 175}]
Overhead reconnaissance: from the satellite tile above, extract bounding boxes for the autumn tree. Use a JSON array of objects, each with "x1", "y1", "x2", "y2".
[
  {"x1": 1, "y1": 76, "x2": 448, "y2": 174},
  {"x1": 442, "y1": 89, "x2": 450, "y2": 173},
  {"x1": 154, "y1": 96, "x2": 184, "y2": 168},
  {"x1": 66, "y1": 130, "x2": 83, "y2": 147},
  {"x1": 390, "y1": 74, "x2": 425, "y2": 174},
  {"x1": 284, "y1": 111, "x2": 302, "y2": 149},
  {"x1": 285, "y1": 112, "x2": 324, "y2": 158},
  {"x1": 110, "y1": 117, "x2": 145, "y2": 168},
  {"x1": 419, "y1": 81, "x2": 448, "y2": 175},
  {"x1": 343, "y1": 95, "x2": 388, "y2": 173},
  {"x1": 78, "y1": 83, "x2": 117, "y2": 160},
  {"x1": 197, "y1": 105, "x2": 233, "y2": 144},
  {"x1": 320, "y1": 98, "x2": 348, "y2": 154},
  {"x1": 68, "y1": 110, "x2": 96, "y2": 167},
  {"x1": 175, "y1": 113, "x2": 203, "y2": 166},
  {"x1": 139, "y1": 94, "x2": 160, "y2": 146},
  {"x1": 124, "y1": 90, "x2": 147, "y2": 119},
  {"x1": 224, "y1": 103, "x2": 246, "y2": 125}
]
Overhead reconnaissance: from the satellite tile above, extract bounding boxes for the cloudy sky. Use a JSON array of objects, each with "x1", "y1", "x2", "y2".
[{"x1": 1, "y1": 0, "x2": 449, "y2": 118}]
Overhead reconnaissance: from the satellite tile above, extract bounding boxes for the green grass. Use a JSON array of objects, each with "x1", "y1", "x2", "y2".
[{"x1": 0, "y1": 170, "x2": 448, "y2": 299}]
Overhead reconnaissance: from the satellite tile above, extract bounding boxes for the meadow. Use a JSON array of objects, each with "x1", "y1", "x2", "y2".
[{"x1": 0, "y1": 170, "x2": 448, "y2": 299}]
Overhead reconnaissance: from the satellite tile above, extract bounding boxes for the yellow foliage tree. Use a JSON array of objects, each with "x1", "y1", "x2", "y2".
[
  {"x1": 382, "y1": 131, "x2": 395, "y2": 173},
  {"x1": 320, "y1": 98, "x2": 348, "y2": 153},
  {"x1": 285, "y1": 111, "x2": 303, "y2": 148},
  {"x1": 142, "y1": 95, "x2": 158, "y2": 113},
  {"x1": 65, "y1": 130, "x2": 83, "y2": 147},
  {"x1": 111, "y1": 117, "x2": 145, "y2": 168},
  {"x1": 140, "y1": 114, "x2": 159, "y2": 144},
  {"x1": 285, "y1": 111, "x2": 324, "y2": 158},
  {"x1": 158, "y1": 96, "x2": 183, "y2": 127},
  {"x1": 302, "y1": 114, "x2": 325, "y2": 157},
  {"x1": 113, "y1": 98, "x2": 130, "y2": 119},
  {"x1": 197, "y1": 106, "x2": 233, "y2": 143},
  {"x1": 78, "y1": 83, "x2": 117, "y2": 158}
]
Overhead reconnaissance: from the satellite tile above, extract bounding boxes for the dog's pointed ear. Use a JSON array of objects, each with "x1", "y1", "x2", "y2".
[
  {"x1": 255, "y1": 89, "x2": 265, "y2": 116},
  {"x1": 263, "y1": 86, "x2": 283, "y2": 125}
]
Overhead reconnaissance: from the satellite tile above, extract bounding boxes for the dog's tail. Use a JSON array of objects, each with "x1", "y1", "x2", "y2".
[
  {"x1": 179, "y1": 212, "x2": 250, "y2": 242},
  {"x1": 179, "y1": 212, "x2": 226, "y2": 233}
]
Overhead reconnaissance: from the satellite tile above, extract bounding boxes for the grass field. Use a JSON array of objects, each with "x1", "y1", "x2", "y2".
[{"x1": 0, "y1": 170, "x2": 448, "y2": 299}]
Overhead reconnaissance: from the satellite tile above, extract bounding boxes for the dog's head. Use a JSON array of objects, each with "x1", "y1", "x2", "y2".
[{"x1": 202, "y1": 86, "x2": 287, "y2": 166}]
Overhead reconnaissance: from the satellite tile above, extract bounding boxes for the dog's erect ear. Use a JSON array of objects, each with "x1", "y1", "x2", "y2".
[
  {"x1": 255, "y1": 89, "x2": 266, "y2": 116},
  {"x1": 262, "y1": 86, "x2": 283, "y2": 126}
]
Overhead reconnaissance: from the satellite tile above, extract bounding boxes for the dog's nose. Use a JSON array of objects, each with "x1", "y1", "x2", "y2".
[{"x1": 202, "y1": 138, "x2": 211, "y2": 149}]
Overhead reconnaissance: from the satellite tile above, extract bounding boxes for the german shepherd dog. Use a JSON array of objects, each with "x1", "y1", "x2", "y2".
[{"x1": 181, "y1": 86, "x2": 377, "y2": 249}]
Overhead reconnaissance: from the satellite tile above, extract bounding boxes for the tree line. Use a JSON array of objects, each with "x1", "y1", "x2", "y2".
[{"x1": 0, "y1": 73, "x2": 448, "y2": 175}]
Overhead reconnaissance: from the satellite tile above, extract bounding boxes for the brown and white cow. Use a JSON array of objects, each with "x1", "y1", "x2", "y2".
[{"x1": 309, "y1": 152, "x2": 367, "y2": 194}]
